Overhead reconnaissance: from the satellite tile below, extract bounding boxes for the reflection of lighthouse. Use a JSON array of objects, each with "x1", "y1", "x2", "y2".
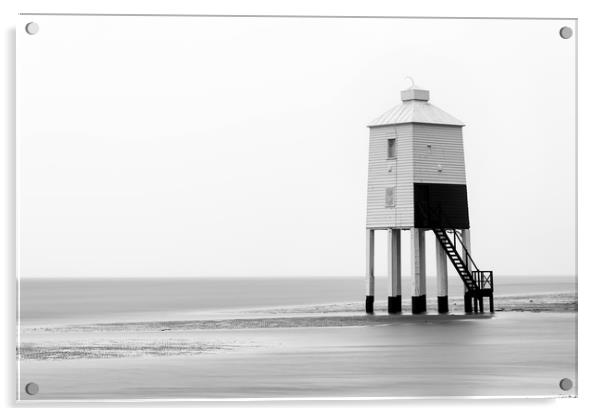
[{"x1": 364, "y1": 84, "x2": 493, "y2": 315}]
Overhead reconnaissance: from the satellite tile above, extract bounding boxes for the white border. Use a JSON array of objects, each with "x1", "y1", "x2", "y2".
[{"x1": 3, "y1": 0, "x2": 600, "y2": 414}]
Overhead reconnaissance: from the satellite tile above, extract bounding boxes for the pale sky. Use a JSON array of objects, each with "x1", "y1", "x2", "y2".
[{"x1": 17, "y1": 16, "x2": 576, "y2": 278}]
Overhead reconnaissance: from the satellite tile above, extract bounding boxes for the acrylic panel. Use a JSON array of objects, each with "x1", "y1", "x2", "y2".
[{"x1": 16, "y1": 14, "x2": 577, "y2": 401}]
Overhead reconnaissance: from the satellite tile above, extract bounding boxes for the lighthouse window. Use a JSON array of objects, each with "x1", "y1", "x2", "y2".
[
  {"x1": 385, "y1": 187, "x2": 396, "y2": 207},
  {"x1": 387, "y1": 138, "x2": 397, "y2": 159}
]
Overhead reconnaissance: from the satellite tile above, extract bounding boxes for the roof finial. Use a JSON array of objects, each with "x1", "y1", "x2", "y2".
[{"x1": 404, "y1": 76, "x2": 416, "y2": 90}]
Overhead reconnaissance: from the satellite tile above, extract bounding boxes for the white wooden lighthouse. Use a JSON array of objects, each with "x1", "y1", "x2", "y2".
[{"x1": 365, "y1": 84, "x2": 493, "y2": 315}]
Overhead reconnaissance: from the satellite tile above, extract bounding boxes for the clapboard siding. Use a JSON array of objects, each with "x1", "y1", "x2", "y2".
[
  {"x1": 366, "y1": 124, "x2": 414, "y2": 228},
  {"x1": 395, "y1": 125, "x2": 414, "y2": 227},
  {"x1": 412, "y1": 124, "x2": 466, "y2": 184}
]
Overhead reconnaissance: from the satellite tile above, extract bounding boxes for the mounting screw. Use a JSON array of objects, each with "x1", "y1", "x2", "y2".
[
  {"x1": 559, "y1": 26, "x2": 573, "y2": 39},
  {"x1": 559, "y1": 378, "x2": 573, "y2": 391},
  {"x1": 25, "y1": 382, "x2": 39, "y2": 395},
  {"x1": 25, "y1": 22, "x2": 39, "y2": 35}
]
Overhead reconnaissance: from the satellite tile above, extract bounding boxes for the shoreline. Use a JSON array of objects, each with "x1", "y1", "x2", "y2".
[
  {"x1": 23, "y1": 311, "x2": 495, "y2": 334},
  {"x1": 19, "y1": 308, "x2": 577, "y2": 362},
  {"x1": 20, "y1": 290, "x2": 576, "y2": 332}
]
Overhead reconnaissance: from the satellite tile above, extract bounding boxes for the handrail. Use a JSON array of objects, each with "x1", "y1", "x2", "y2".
[
  {"x1": 449, "y1": 228, "x2": 480, "y2": 272},
  {"x1": 419, "y1": 202, "x2": 493, "y2": 292},
  {"x1": 473, "y1": 270, "x2": 494, "y2": 291}
]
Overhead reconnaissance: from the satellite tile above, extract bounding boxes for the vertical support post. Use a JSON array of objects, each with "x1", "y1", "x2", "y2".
[
  {"x1": 435, "y1": 238, "x2": 449, "y2": 314},
  {"x1": 365, "y1": 229, "x2": 375, "y2": 314},
  {"x1": 411, "y1": 228, "x2": 426, "y2": 314},
  {"x1": 387, "y1": 229, "x2": 401, "y2": 314},
  {"x1": 394, "y1": 229, "x2": 401, "y2": 313},
  {"x1": 461, "y1": 229, "x2": 473, "y2": 314},
  {"x1": 461, "y1": 229, "x2": 472, "y2": 273},
  {"x1": 489, "y1": 295, "x2": 494, "y2": 313}
]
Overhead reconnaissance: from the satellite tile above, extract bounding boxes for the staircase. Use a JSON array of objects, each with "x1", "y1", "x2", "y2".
[{"x1": 431, "y1": 227, "x2": 494, "y2": 313}]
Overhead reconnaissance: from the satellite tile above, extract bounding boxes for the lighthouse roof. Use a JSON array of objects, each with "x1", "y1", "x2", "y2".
[{"x1": 368, "y1": 88, "x2": 465, "y2": 127}]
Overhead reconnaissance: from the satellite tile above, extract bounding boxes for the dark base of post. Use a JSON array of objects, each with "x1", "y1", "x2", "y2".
[
  {"x1": 388, "y1": 296, "x2": 401, "y2": 314},
  {"x1": 437, "y1": 296, "x2": 449, "y2": 314},
  {"x1": 394, "y1": 295, "x2": 401, "y2": 313},
  {"x1": 464, "y1": 293, "x2": 473, "y2": 313},
  {"x1": 411, "y1": 295, "x2": 427, "y2": 314},
  {"x1": 489, "y1": 295, "x2": 494, "y2": 313},
  {"x1": 365, "y1": 295, "x2": 374, "y2": 314}
]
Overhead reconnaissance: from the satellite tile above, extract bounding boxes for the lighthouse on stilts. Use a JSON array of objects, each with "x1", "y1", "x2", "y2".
[{"x1": 365, "y1": 82, "x2": 494, "y2": 315}]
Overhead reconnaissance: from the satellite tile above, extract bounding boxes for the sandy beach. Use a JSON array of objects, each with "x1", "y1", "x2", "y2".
[
  {"x1": 17, "y1": 277, "x2": 577, "y2": 400},
  {"x1": 18, "y1": 306, "x2": 577, "y2": 400}
]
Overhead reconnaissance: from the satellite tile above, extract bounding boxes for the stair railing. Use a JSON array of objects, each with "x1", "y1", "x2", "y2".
[
  {"x1": 419, "y1": 202, "x2": 493, "y2": 292},
  {"x1": 448, "y1": 228, "x2": 480, "y2": 273},
  {"x1": 473, "y1": 270, "x2": 494, "y2": 292}
]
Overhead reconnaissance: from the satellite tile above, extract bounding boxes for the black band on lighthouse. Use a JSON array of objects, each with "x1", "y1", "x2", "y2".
[{"x1": 413, "y1": 183, "x2": 470, "y2": 229}]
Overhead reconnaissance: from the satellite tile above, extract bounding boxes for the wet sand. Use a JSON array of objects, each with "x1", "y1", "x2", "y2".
[{"x1": 18, "y1": 310, "x2": 577, "y2": 400}]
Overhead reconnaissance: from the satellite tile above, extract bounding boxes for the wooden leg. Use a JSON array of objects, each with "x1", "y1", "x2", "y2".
[{"x1": 365, "y1": 229, "x2": 375, "y2": 314}]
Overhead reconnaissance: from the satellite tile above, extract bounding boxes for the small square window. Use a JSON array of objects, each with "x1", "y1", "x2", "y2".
[
  {"x1": 387, "y1": 138, "x2": 397, "y2": 159},
  {"x1": 385, "y1": 186, "x2": 396, "y2": 207}
]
